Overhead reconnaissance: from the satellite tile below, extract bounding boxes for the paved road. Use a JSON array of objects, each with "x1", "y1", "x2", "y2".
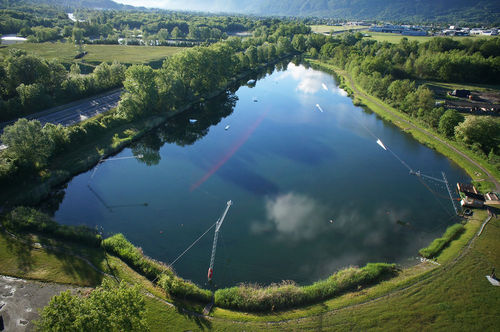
[
  {"x1": 0, "y1": 89, "x2": 122, "y2": 150},
  {"x1": 341, "y1": 69, "x2": 500, "y2": 192}
]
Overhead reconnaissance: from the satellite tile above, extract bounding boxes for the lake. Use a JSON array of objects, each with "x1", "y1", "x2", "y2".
[{"x1": 50, "y1": 62, "x2": 469, "y2": 288}]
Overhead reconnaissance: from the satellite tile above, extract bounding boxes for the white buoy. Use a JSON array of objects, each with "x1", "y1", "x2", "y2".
[
  {"x1": 322, "y1": 83, "x2": 328, "y2": 91},
  {"x1": 189, "y1": 119, "x2": 197, "y2": 124},
  {"x1": 315, "y1": 104, "x2": 324, "y2": 113},
  {"x1": 225, "y1": 125, "x2": 230, "y2": 130}
]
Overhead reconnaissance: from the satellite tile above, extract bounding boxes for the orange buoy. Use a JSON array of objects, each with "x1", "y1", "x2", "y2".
[{"x1": 207, "y1": 268, "x2": 213, "y2": 281}]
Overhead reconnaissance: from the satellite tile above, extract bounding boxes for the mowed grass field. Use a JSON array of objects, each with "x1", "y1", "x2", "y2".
[
  {"x1": 0, "y1": 41, "x2": 186, "y2": 66},
  {"x1": 310, "y1": 24, "x2": 367, "y2": 33},
  {"x1": 365, "y1": 31, "x2": 492, "y2": 43}
]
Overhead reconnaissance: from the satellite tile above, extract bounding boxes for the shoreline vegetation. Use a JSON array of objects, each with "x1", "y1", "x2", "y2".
[
  {"x1": 0, "y1": 22, "x2": 499, "y2": 321},
  {"x1": 307, "y1": 59, "x2": 500, "y2": 192},
  {"x1": 0, "y1": 21, "x2": 311, "y2": 206}
]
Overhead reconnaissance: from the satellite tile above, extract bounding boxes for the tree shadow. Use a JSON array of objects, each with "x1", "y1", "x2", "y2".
[
  {"x1": 171, "y1": 298, "x2": 213, "y2": 330},
  {"x1": 34, "y1": 235, "x2": 107, "y2": 286},
  {"x1": 3, "y1": 231, "x2": 35, "y2": 272}
]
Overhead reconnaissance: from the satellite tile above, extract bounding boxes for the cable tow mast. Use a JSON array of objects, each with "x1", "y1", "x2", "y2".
[{"x1": 208, "y1": 200, "x2": 232, "y2": 282}]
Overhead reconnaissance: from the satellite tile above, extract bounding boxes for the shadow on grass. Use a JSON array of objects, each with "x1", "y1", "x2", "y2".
[
  {"x1": 3, "y1": 231, "x2": 35, "y2": 272},
  {"x1": 171, "y1": 298, "x2": 213, "y2": 331},
  {"x1": 33, "y1": 235, "x2": 107, "y2": 286}
]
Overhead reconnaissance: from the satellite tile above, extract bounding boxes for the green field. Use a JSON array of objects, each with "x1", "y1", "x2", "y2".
[
  {"x1": 0, "y1": 42, "x2": 186, "y2": 66},
  {"x1": 310, "y1": 24, "x2": 367, "y2": 34},
  {"x1": 365, "y1": 31, "x2": 491, "y2": 43}
]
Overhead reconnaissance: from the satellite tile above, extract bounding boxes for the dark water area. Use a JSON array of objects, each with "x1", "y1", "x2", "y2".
[{"x1": 49, "y1": 62, "x2": 470, "y2": 288}]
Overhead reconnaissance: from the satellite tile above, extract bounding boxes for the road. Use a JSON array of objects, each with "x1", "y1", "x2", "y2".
[
  {"x1": 340, "y1": 69, "x2": 500, "y2": 192},
  {"x1": 0, "y1": 89, "x2": 122, "y2": 150}
]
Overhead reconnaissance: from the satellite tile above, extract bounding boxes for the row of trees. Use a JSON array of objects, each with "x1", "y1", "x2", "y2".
[
  {"x1": 0, "y1": 22, "x2": 304, "y2": 177},
  {"x1": 117, "y1": 25, "x2": 306, "y2": 119},
  {"x1": 0, "y1": 49, "x2": 125, "y2": 121},
  {"x1": 311, "y1": 33, "x2": 500, "y2": 168}
]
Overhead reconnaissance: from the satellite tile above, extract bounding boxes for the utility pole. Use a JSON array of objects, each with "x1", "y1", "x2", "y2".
[{"x1": 207, "y1": 200, "x2": 232, "y2": 283}]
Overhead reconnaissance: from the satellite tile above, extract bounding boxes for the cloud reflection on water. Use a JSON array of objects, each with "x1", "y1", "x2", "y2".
[
  {"x1": 252, "y1": 192, "x2": 330, "y2": 240},
  {"x1": 275, "y1": 63, "x2": 348, "y2": 96}
]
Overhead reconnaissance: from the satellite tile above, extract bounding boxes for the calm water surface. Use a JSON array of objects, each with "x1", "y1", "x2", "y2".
[{"x1": 51, "y1": 63, "x2": 469, "y2": 287}]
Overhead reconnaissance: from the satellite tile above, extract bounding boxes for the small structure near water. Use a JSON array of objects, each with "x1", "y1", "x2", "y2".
[{"x1": 458, "y1": 182, "x2": 500, "y2": 210}]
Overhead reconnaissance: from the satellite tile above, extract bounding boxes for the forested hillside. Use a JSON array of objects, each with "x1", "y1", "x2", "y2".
[
  {"x1": 256, "y1": 0, "x2": 500, "y2": 24},
  {"x1": 3, "y1": 0, "x2": 499, "y2": 24}
]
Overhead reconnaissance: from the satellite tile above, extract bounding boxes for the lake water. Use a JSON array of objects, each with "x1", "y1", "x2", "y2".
[{"x1": 51, "y1": 62, "x2": 469, "y2": 288}]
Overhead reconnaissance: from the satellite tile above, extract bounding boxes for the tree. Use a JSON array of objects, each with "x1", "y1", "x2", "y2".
[
  {"x1": 171, "y1": 26, "x2": 182, "y2": 39},
  {"x1": 292, "y1": 34, "x2": 306, "y2": 52},
  {"x1": 455, "y1": 116, "x2": 500, "y2": 154},
  {"x1": 72, "y1": 27, "x2": 84, "y2": 52},
  {"x1": 16, "y1": 83, "x2": 50, "y2": 109},
  {"x1": 36, "y1": 280, "x2": 148, "y2": 332},
  {"x1": 0, "y1": 119, "x2": 54, "y2": 168},
  {"x1": 119, "y1": 65, "x2": 158, "y2": 118},
  {"x1": 438, "y1": 109, "x2": 464, "y2": 137}
]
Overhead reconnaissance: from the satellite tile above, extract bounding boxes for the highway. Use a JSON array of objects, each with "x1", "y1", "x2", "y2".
[{"x1": 0, "y1": 89, "x2": 122, "y2": 150}]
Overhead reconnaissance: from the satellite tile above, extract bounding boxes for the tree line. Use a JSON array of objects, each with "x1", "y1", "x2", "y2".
[
  {"x1": 310, "y1": 33, "x2": 500, "y2": 170},
  {"x1": 0, "y1": 49, "x2": 125, "y2": 121},
  {"x1": 0, "y1": 22, "x2": 307, "y2": 184}
]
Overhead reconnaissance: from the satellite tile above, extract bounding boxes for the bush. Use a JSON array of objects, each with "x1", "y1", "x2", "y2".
[
  {"x1": 419, "y1": 223, "x2": 465, "y2": 258},
  {"x1": 214, "y1": 263, "x2": 396, "y2": 311},
  {"x1": 2, "y1": 207, "x2": 101, "y2": 246},
  {"x1": 103, "y1": 233, "x2": 211, "y2": 302}
]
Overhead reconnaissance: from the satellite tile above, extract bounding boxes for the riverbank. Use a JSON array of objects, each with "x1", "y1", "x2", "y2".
[
  {"x1": 306, "y1": 59, "x2": 500, "y2": 193},
  {"x1": 0, "y1": 57, "x2": 293, "y2": 207},
  {"x1": 1, "y1": 209, "x2": 496, "y2": 330}
]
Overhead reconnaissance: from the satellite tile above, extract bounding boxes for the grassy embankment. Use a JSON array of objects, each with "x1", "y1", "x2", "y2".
[
  {"x1": 0, "y1": 42, "x2": 185, "y2": 68},
  {"x1": 308, "y1": 59, "x2": 500, "y2": 192},
  {"x1": 1, "y1": 209, "x2": 496, "y2": 330}
]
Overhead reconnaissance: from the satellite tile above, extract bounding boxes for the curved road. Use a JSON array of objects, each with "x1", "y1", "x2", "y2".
[
  {"x1": 0, "y1": 89, "x2": 122, "y2": 149},
  {"x1": 341, "y1": 70, "x2": 500, "y2": 192}
]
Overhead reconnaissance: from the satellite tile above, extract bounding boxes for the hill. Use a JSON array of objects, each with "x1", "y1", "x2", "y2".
[{"x1": 257, "y1": 0, "x2": 500, "y2": 24}]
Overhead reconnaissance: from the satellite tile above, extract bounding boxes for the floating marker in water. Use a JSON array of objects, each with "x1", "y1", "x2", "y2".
[
  {"x1": 247, "y1": 79, "x2": 256, "y2": 84},
  {"x1": 322, "y1": 83, "x2": 328, "y2": 91},
  {"x1": 189, "y1": 119, "x2": 197, "y2": 124},
  {"x1": 253, "y1": 97, "x2": 258, "y2": 102},
  {"x1": 315, "y1": 104, "x2": 324, "y2": 113},
  {"x1": 376, "y1": 139, "x2": 387, "y2": 151},
  {"x1": 225, "y1": 125, "x2": 230, "y2": 130}
]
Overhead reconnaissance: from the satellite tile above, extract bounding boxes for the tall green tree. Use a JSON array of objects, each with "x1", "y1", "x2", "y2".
[
  {"x1": 0, "y1": 119, "x2": 54, "y2": 169},
  {"x1": 438, "y1": 109, "x2": 464, "y2": 137},
  {"x1": 36, "y1": 280, "x2": 148, "y2": 332},
  {"x1": 455, "y1": 116, "x2": 500, "y2": 154},
  {"x1": 119, "y1": 65, "x2": 158, "y2": 119}
]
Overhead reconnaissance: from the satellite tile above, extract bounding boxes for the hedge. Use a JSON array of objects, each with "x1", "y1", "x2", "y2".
[
  {"x1": 419, "y1": 223, "x2": 465, "y2": 258},
  {"x1": 102, "y1": 233, "x2": 211, "y2": 302},
  {"x1": 214, "y1": 263, "x2": 397, "y2": 311}
]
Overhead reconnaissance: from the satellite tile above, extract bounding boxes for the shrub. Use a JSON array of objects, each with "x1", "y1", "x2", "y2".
[
  {"x1": 103, "y1": 233, "x2": 211, "y2": 302},
  {"x1": 419, "y1": 223, "x2": 465, "y2": 258},
  {"x1": 214, "y1": 263, "x2": 396, "y2": 311}
]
